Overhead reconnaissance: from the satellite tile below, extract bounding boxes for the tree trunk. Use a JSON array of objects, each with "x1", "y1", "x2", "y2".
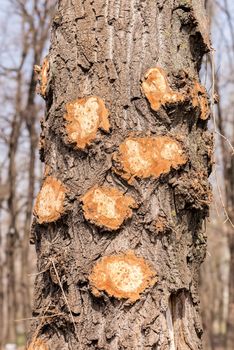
[{"x1": 30, "y1": 1, "x2": 212, "y2": 349}]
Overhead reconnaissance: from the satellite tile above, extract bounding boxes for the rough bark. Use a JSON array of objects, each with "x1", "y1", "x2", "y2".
[{"x1": 30, "y1": 1, "x2": 212, "y2": 349}]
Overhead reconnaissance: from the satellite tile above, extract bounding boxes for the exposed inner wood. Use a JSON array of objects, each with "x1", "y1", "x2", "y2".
[
  {"x1": 190, "y1": 81, "x2": 209, "y2": 120},
  {"x1": 64, "y1": 96, "x2": 110, "y2": 149},
  {"x1": 142, "y1": 67, "x2": 209, "y2": 120},
  {"x1": 82, "y1": 185, "x2": 136, "y2": 230},
  {"x1": 89, "y1": 251, "x2": 156, "y2": 302},
  {"x1": 27, "y1": 338, "x2": 49, "y2": 350},
  {"x1": 142, "y1": 67, "x2": 184, "y2": 111},
  {"x1": 113, "y1": 136, "x2": 187, "y2": 181},
  {"x1": 40, "y1": 57, "x2": 49, "y2": 97},
  {"x1": 34, "y1": 176, "x2": 66, "y2": 224}
]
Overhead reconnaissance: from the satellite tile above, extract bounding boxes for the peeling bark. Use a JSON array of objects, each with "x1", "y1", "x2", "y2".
[{"x1": 30, "y1": 0, "x2": 211, "y2": 349}]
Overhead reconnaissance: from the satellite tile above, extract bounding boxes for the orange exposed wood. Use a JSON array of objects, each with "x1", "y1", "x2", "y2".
[
  {"x1": 142, "y1": 67, "x2": 209, "y2": 120},
  {"x1": 89, "y1": 251, "x2": 156, "y2": 302},
  {"x1": 82, "y1": 185, "x2": 136, "y2": 230},
  {"x1": 27, "y1": 338, "x2": 49, "y2": 350},
  {"x1": 34, "y1": 176, "x2": 66, "y2": 224},
  {"x1": 142, "y1": 67, "x2": 184, "y2": 110},
  {"x1": 113, "y1": 136, "x2": 187, "y2": 181},
  {"x1": 190, "y1": 81, "x2": 209, "y2": 120},
  {"x1": 64, "y1": 96, "x2": 110, "y2": 149},
  {"x1": 40, "y1": 57, "x2": 49, "y2": 97},
  {"x1": 155, "y1": 216, "x2": 168, "y2": 234}
]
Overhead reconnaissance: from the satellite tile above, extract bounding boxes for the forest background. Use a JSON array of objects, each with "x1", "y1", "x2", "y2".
[{"x1": 0, "y1": 0, "x2": 233, "y2": 349}]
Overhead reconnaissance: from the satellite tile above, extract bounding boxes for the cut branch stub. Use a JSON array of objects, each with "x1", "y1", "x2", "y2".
[
  {"x1": 81, "y1": 185, "x2": 136, "y2": 230},
  {"x1": 190, "y1": 81, "x2": 209, "y2": 120},
  {"x1": 64, "y1": 96, "x2": 110, "y2": 149},
  {"x1": 27, "y1": 338, "x2": 49, "y2": 350},
  {"x1": 89, "y1": 251, "x2": 156, "y2": 302},
  {"x1": 113, "y1": 136, "x2": 187, "y2": 181},
  {"x1": 142, "y1": 67, "x2": 184, "y2": 110},
  {"x1": 34, "y1": 176, "x2": 67, "y2": 224},
  {"x1": 40, "y1": 57, "x2": 49, "y2": 97},
  {"x1": 142, "y1": 68, "x2": 209, "y2": 120}
]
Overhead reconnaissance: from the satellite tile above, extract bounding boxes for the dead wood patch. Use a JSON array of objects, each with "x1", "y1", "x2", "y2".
[
  {"x1": 89, "y1": 251, "x2": 156, "y2": 302},
  {"x1": 34, "y1": 176, "x2": 67, "y2": 224},
  {"x1": 81, "y1": 185, "x2": 136, "y2": 230},
  {"x1": 155, "y1": 215, "x2": 170, "y2": 234},
  {"x1": 113, "y1": 136, "x2": 187, "y2": 182},
  {"x1": 190, "y1": 81, "x2": 209, "y2": 120},
  {"x1": 64, "y1": 96, "x2": 110, "y2": 149},
  {"x1": 142, "y1": 67, "x2": 209, "y2": 120},
  {"x1": 142, "y1": 67, "x2": 184, "y2": 111},
  {"x1": 27, "y1": 338, "x2": 49, "y2": 350}
]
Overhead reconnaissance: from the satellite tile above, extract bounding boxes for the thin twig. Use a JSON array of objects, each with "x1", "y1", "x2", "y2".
[
  {"x1": 214, "y1": 164, "x2": 234, "y2": 228},
  {"x1": 15, "y1": 313, "x2": 64, "y2": 322},
  {"x1": 28, "y1": 267, "x2": 48, "y2": 276},
  {"x1": 50, "y1": 259, "x2": 77, "y2": 333}
]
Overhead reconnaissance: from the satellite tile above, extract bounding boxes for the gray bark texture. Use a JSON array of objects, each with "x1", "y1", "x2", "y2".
[{"x1": 30, "y1": 0, "x2": 212, "y2": 349}]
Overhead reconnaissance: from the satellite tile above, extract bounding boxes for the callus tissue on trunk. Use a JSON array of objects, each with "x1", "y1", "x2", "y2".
[{"x1": 30, "y1": 1, "x2": 212, "y2": 349}]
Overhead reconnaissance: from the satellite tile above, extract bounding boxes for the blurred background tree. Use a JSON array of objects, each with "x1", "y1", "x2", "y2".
[
  {"x1": 0, "y1": 0, "x2": 55, "y2": 347},
  {"x1": 0, "y1": 0, "x2": 233, "y2": 349},
  {"x1": 200, "y1": 1, "x2": 234, "y2": 350}
]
